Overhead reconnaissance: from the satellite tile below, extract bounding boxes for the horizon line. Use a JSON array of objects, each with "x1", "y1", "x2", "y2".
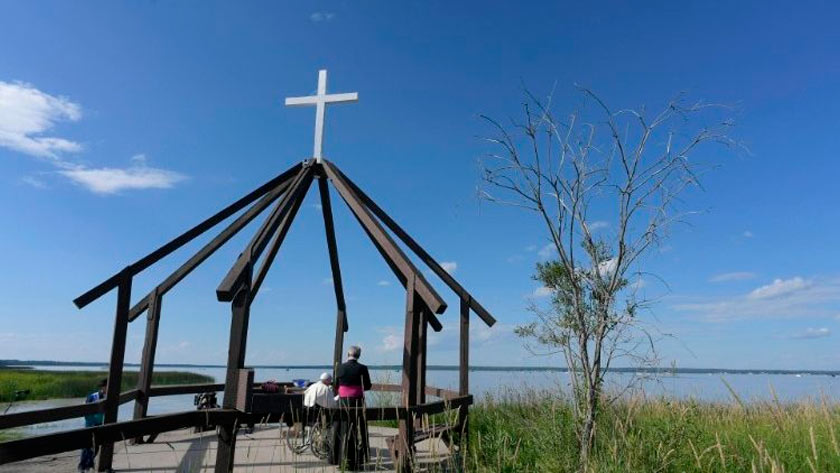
[{"x1": 2, "y1": 359, "x2": 839, "y2": 375}]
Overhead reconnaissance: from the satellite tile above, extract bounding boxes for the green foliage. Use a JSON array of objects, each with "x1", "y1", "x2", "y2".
[
  {"x1": 466, "y1": 391, "x2": 840, "y2": 472},
  {"x1": 0, "y1": 369, "x2": 213, "y2": 402}
]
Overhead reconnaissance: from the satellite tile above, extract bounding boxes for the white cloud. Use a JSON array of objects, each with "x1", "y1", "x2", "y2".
[
  {"x1": 1, "y1": 82, "x2": 187, "y2": 194},
  {"x1": 710, "y1": 272, "x2": 757, "y2": 283},
  {"x1": 533, "y1": 286, "x2": 552, "y2": 297},
  {"x1": 538, "y1": 243, "x2": 556, "y2": 259},
  {"x1": 20, "y1": 175, "x2": 47, "y2": 189},
  {"x1": 377, "y1": 280, "x2": 391, "y2": 287},
  {"x1": 525, "y1": 245, "x2": 537, "y2": 252},
  {"x1": 673, "y1": 277, "x2": 840, "y2": 321},
  {"x1": 743, "y1": 230, "x2": 754, "y2": 238},
  {"x1": 440, "y1": 261, "x2": 457, "y2": 274},
  {"x1": 630, "y1": 278, "x2": 647, "y2": 290},
  {"x1": 60, "y1": 160, "x2": 187, "y2": 194},
  {"x1": 748, "y1": 277, "x2": 811, "y2": 300},
  {"x1": 0, "y1": 81, "x2": 82, "y2": 159},
  {"x1": 790, "y1": 327, "x2": 830, "y2": 339},
  {"x1": 588, "y1": 220, "x2": 609, "y2": 231},
  {"x1": 310, "y1": 12, "x2": 335, "y2": 22}
]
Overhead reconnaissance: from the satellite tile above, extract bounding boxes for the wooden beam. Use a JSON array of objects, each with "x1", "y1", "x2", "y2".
[
  {"x1": 318, "y1": 174, "x2": 348, "y2": 327},
  {"x1": 0, "y1": 400, "x2": 103, "y2": 430},
  {"x1": 214, "y1": 266, "x2": 253, "y2": 473},
  {"x1": 74, "y1": 163, "x2": 304, "y2": 309},
  {"x1": 0, "y1": 410, "x2": 238, "y2": 466},
  {"x1": 97, "y1": 270, "x2": 132, "y2": 472},
  {"x1": 127, "y1": 178, "x2": 294, "y2": 322},
  {"x1": 249, "y1": 177, "x2": 310, "y2": 300},
  {"x1": 217, "y1": 164, "x2": 313, "y2": 302},
  {"x1": 417, "y1": 306, "x2": 428, "y2": 406},
  {"x1": 131, "y1": 291, "x2": 162, "y2": 440},
  {"x1": 317, "y1": 173, "x2": 350, "y2": 373},
  {"x1": 323, "y1": 161, "x2": 447, "y2": 320},
  {"x1": 333, "y1": 165, "x2": 497, "y2": 327},
  {"x1": 397, "y1": 275, "x2": 420, "y2": 472},
  {"x1": 458, "y1": 296, "x2": 470, "y2": 449},
  {"x1": 459, "y1": 296, "x2": 470, "y2": 396}
]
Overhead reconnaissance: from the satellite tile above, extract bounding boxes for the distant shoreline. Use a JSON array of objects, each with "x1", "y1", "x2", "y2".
[{"x1": 2, "y1": 359, "x2": 839, "y2": 377}]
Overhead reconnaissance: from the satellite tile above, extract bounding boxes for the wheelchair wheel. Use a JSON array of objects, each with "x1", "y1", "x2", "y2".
[
  {"x1": 285, "y1": 424, "x2": 310, "y2": 455},
  {"x1": 309, "y1": 422, "x2": 330, "y2": 460}
]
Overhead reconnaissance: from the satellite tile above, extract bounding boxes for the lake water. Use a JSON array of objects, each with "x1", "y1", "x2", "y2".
[{"x1": 4, "y1": 364, "x2": 839, "y2": 437}]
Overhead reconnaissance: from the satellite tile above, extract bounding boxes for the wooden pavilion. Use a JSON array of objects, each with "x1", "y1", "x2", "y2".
[{"x1": 0, "y1": 71, "x2": 496, "y2": 472}]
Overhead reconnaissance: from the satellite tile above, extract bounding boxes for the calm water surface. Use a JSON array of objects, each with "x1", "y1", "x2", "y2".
[{"x1": 5, "y1": 364, "x2": 839, "y2": 437}]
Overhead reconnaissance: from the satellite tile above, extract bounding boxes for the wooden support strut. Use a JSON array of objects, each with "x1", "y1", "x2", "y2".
[
  {"x1": 317, "y1": 174, "x2": 350, "y2": 375},
  {"x1": 458, "y1": 296, "x2": 470, "y2": 447},
  {"x1": 131, "y1": 290, "x2": 162, "y2": 441},
  {"x1": 322, "y1": 161, "x2": 447, "y2": 326},
  {"x1": 127, "y1": 175, "x2": 296, "y2": 322},
  {"x1": 397, "y1": 274, "x2": 420, "y2": 472},
  {"x1": 417, "y1": 306, "x2": 428, "y2": 406},
  {"x1": 217, "y1": 163, "x2": 313, "y2": 302},
  {"x1": 214, "y1": 265, "x2": 253, "y2": 473},
  {"x1": 332, "y1": 165, "x2": 497, "y2": 327},
  {"x1": 97, "y1": 270, "x2": 132, "y2": 472},
  {"x1": 75, "y1": 162, "x2": 304, "y2": 310},
  {"x1": 249, "y1": 175, "x2": 310, "y2": 300}
]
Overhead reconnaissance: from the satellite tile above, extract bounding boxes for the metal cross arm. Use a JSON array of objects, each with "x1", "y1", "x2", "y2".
[{"x1": 285, "y1": 69, "x2": 358, "y2": 162}]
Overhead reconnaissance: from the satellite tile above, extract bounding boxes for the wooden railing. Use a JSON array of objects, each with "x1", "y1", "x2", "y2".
[{"x1": 0, "y1": 382, "x2": 470, "y2": 466}]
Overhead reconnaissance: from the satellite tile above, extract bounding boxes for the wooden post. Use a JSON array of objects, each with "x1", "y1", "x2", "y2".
[
  {"x1": 414, "y1": 306, "x2": 427, "y2": 429},
  {"x1": 458, "y1": 296, "x2": 470, "y2": 449},
  {"x1": 131, "y1": 290, "x2": 162, "y2": 442},
  {"x1": 397, "y1": 275, "x2": 420, "y2": 472},
  {"x1": 318, "y1": 174, "x2": 348, "y2": 375},
  {"x1": 214, "y1": 265, "x2": 252, "y2": 473},
  {"x1": 97, "y1": 269, "x2": 132, "y2": 472}
]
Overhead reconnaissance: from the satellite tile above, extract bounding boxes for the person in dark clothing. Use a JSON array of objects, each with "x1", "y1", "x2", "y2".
[{"x1": 330, "y1": 345, "x2": 371, "y2": 470}]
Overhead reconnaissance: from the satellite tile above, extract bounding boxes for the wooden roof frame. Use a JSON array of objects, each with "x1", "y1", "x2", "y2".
[{"x1": 71, "y1": 158, "x2": 495, "y2": 472}]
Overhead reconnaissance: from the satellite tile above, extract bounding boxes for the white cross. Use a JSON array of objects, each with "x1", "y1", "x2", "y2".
[{"x1": 285, "y1": 69, "x2": 358, "y2": 163}]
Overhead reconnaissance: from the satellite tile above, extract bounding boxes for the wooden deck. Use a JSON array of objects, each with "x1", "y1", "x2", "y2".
[{"x1": 0, "y1": 425, "x2": 458, "y2": 472}]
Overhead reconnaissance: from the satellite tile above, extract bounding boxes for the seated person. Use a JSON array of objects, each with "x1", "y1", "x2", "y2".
[{"x1": 304, "y1": 372, "x2": 338, "y2": 409}]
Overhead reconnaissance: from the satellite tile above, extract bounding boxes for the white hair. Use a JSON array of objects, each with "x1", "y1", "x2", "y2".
[{"x1": 347, "y1": 345, "x2": 361, "y2": 359}]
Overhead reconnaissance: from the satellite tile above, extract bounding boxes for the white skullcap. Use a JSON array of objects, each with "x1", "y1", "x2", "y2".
[{"x1": 320, "y1": 372, "x2": 332, "y2": 382}]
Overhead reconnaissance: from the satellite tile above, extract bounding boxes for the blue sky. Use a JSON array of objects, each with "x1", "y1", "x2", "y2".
[{"x1": 0, "y1": 1, "x2": 838, "y2": 370}]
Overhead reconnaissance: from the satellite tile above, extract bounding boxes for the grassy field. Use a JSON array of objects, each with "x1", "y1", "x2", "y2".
[
  {"x1": 465, "y1": 390, "x2": 840, "y2": 472},
  {"x1": 0, "y1": 369, "x2": 214, "y2": 402}
]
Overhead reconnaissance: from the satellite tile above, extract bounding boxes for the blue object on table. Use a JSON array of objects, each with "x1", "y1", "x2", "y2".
[{"x1": 292, "y1": 378, "x2": 307, "y2": 388}]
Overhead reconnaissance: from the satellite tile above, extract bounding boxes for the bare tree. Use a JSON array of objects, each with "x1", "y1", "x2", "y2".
[{"x1": 479, "y1": 87, "x2": 737, "y2": 469}]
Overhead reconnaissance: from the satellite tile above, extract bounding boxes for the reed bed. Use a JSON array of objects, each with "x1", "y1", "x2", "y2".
[
  {"x1": 0, "y1": 369, "x2": 213, "y2": 402},
  {"x1": 467, "y1": 389, "x2": 840, "y2": 472}
]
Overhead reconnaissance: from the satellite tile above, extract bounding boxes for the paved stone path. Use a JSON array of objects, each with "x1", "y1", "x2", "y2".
[{"x1": 1, "y1": 426, "x2": 457, "y2": 472}]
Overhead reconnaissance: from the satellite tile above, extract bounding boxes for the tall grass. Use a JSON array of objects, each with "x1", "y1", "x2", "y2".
[
  {"x1": 467, "y1": 389, "x2": 840, "y2": 472},
  {"x1": 0, "y1": 369, "x2": 213, "y2": 402}
]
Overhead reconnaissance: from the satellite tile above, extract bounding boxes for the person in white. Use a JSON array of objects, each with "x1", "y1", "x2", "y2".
[{"x1": 304, "y1": 372, "x2": 338, "y2": 409}]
